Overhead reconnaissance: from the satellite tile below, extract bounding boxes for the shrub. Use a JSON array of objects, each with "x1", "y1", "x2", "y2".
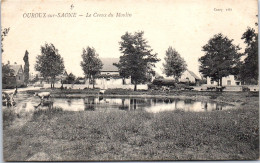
[
  {"x1": 174, "y1": 83, "x2": 187, "y2": 90},
  {"x1": 152, "y1": 79, "x2": 176, "y2": 87}
]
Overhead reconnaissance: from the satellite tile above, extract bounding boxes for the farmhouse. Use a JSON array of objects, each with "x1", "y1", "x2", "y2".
[
  {"x1": 94, "y1": 58, "x2": 131, "y2": 88},
  {"x1": 179, "y1": 70, "x2": 201, "y2": 85},
  {"x1": 163, "y1": 70, "x2": 201, "y2": 85},
  {"x1": 100, "y1": 58, "x2": 120, "y2": 76},
  {"x1": 57, "y1": 71, "x2": 68, "y2": 83},
  {"x1": 3, "y1": 63, "x2": 25, "y2": 88},
  {"x1": 206, "y1": 75, "x2": 241, "y2": 86}
]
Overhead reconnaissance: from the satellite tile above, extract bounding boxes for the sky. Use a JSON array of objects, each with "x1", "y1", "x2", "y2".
[{"x1": 1, "y1": 0, "x2": 258, "y2": 77}]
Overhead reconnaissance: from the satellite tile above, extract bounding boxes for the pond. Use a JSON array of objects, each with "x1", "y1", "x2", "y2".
[{"x1": 12, "y1": 94, "x2": 233, "y2": 113}]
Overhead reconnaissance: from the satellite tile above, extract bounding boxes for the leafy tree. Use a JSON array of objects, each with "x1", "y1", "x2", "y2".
[
  {"x1": 80, "y1": 47, "x2": 103, "y2": 88},
  {"x1": 163, "y1": 46, "x2": 187, "y2": 82},
  {"x1": 114, "y1": 31, "x2": 160, "y2": 91},
  {"x1": 64, "y1": 73, "x2": 76, "y2": 84},
  {"x1": 113, "y1": 59, "x2": 130, "y2": 85},
  {"x1": 2, "y1": 63, "x2": 14, "y2": 85},
  {"x1": 35, "y1": 43, "x2": 65, "y2": 88},
  {"x1": 199, "y1": 33, "x2": 241, "y2": 86},
  {"x1": 238, "y1": 27, "x2": 258, "y2": 84},
  {"x1": 1, "y1": 27, "x2": 10, "y2": 53},
  {"x1": 31, "y1": 74, "x2": 39, "y2": 83},
  {"x1": 23, "y1": 50, "x2": 29, "y2": 85}
]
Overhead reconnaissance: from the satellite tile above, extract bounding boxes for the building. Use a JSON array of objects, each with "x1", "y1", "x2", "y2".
[
  {"x1": 3, "y1": 63, "x2": 25, "y2": 88},
  {"x1": 179, "y1": 70, "x2": 201, "y2": 85},
  {"x1": 99, "y1": 58, "x2": 120, "y2": 76},
  {"x1": 163, "y1": 70, "x2": 201, "y2": 85},
  {"x1": 206, "y1": 75, "x2": 241, "y2": 86},
  {"x1": 57, "y1": 71, "x2": 68, "y2": 83},
  {"x1": 94, "y1": 58, "x2": 131, "y2": 88}
]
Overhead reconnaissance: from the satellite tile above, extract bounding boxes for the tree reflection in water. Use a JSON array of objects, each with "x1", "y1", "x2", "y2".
[
  {"x1": 216, "y1": 104, "x2": 223, "y2": 110},
  {"x1": 84, "y1": 97, "x2": 95, "y2": 111},
  {"x1": 32, "y1": 97, "x2": 232, "y2": 113},
  {"x1": 67, "y1": 99, "x2": 72, "y2": 106},
  {"x1": 119, "y1": 99, "x2": 129, "y2": 110},
  {"x1": 130, "y1": 99, "x2": 137, "y2": 110},
  {"x1": 203, "y1": 102, "x2": 208, "y2": 111}
]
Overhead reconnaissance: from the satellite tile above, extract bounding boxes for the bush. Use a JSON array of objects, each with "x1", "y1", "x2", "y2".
[
  {"x1": 174, "y1": 83, "x2": 187, "y2": 90},
  {"x1": 242, "y1": 86, "x2": 250, "y2": 92},
  {"x1": 152, "y1": 79, "x2": 176, "y2": 87}
]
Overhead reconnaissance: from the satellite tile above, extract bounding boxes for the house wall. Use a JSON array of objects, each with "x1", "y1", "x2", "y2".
[
  {"x1": 3, "y1": 68, "x2": 24, "y2": 88},
  {"x1": 163, "y1": 70, "x2": 200, "y2": 85},
  {"x1": 100, "y1": 71, "x2": 119, "y2": 75},
  {"x1": 94, "y1": 78, "x2": 131, "y2": 89},
  {"x1": 206, "y1": 75, "x2": 241, "y2": 86},
  {"x1": 179, "y1": 71, "x2": 196, "y2": 83},
  {"x1": 42, "y1": 83, "x2": 148, "y2": 90}
]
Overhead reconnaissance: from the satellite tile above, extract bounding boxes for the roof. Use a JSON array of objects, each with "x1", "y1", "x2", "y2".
[
  {"x1": 188, "y1": 70, "x2": 200, "y2": 80},
  {"x1": 100, "y1": 58, "x2": 119, "y2": 72},
  {"x1": 9, "y1": 64, "x2": 23, "y2": 76},
  {"x1": 57, "y1": 71, "x2": 68, "y2": 79}
]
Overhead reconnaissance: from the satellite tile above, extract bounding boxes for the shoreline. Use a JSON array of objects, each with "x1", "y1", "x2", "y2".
[{"x1": 21, "y1": 88, "x2": 257, "y2": 106}]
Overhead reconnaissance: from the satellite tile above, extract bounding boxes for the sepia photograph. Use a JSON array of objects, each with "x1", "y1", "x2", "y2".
[{"x1": 1, "y1": 0, "x2": 259, "y2": 161}]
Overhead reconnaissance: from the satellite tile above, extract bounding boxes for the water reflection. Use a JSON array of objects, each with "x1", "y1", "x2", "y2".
[
  {"x1": 84, "y1": 97, "x2": 95, "y2": 111},
  {"x1": 14, "y1": 95, "x2": 233, "y2": 113},
  {"x1": 67, "y1": 99, "x2": 72, "y2": 106}
]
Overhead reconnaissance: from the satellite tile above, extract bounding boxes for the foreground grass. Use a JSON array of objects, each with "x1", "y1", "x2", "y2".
[{"x1": 3, "y1": 104, "x2": 259, "y2": 161}]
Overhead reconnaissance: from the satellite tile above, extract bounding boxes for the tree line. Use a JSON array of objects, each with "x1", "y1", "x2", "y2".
[
  {"x1": 199, "y1": 25, "x2": 258, "y2": 86},
  {"x1": 2, "y1": 25, "x2": 258, "y2": 89}
]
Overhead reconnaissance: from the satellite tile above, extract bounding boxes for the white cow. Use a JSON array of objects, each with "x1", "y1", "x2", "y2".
[{"x1": 34, "y1": 92, "x2": 51, "y2": 101}]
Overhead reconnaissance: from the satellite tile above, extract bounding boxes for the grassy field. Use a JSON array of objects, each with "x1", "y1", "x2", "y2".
[{"x1": 3, "y1": 91, "x2": 259, "y2": 161}]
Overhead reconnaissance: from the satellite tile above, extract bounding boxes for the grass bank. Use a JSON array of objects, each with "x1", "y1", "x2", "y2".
[
  {"x1": 3, "y1": 104, "x2": 259, "y2": 161},
  {"x1": 3, "y1": 90, "x2": 259, "y2": 161}
]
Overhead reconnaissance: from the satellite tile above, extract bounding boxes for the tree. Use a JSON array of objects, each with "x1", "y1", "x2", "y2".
[
  {"x1": 113, "y1": 60, "x2": 130, "y2": 85},
  {"x1": 80, "y1": 47, "x2": 103, "y2": 88},
  {"x1": 238, "y1": 27, "x2": 258, "y2": 84},
  {"x1": 1, "y1": 27, "x2": 10, "y2": 53},
  {"x1": 23, "y1": 50, "x2": 30, "y2": 85},
  {"x1": 114, "y1": 31, "x2": 160, "y2": 91},
  {"x1": 35, "y1": 43, "x2": 65, "y2": 88},
  {"x1": 2, "y1": 63, "x2": 14, "y2": 85},
  {"x1": 31, "y1": 74, "x2": 39, "y2": 84},
  {"x1": 64, "y1": 73, "x2": 76, "y2": 84},
  {"x1": 199, "y1": 33, "x2": 241, "y2": 86},
  {"x1": 163, "y1": 46, "x2": 187, "y2": 82}
]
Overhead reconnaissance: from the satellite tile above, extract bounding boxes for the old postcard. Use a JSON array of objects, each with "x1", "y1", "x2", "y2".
[{"x1": 1, "y1": 0, "x2": 259, "y2": 161}]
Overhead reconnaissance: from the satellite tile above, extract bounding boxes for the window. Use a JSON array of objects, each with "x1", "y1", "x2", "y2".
[
  {"x1": 18, "y1": 76, "x2": 20, "y2": 80},
  {"x1": 227, "y1": 80, "x2": 231, "y2": 85},
  {"x1": 211, "y1": 81, "x2": 214, "y2": 84}
]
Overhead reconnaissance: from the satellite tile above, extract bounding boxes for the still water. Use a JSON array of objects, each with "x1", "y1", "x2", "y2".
[{"x1": 16, "y1": 95, "x2": 233, "y2": 113}]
